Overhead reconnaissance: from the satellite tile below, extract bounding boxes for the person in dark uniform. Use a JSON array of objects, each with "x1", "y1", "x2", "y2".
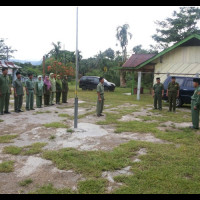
[
  {"x1": 166, "y1": 77, "x2": 180, "y2": 112},
  {"x1": 190, "y1": 78, "x2": 200, "y2": 130},
  {"x1": 152, "y1": 77, "x2": 164, "y2": 110},
  {"x1": 13, "y1": 71, "x2": 24, "y2": 113},
  {"x1": 96, "y1": 77, "x2": 105, "y2": 117},
  {"x1": 43, "y1": 75, "x2": 51, "y2": 107},
  {"x1": 56, "y1": 75, "x2": 62, "y2": 104},
  {"x1": 62, "y1": 75, "x2": 69, "y2": 103},
  {"x1": 0, "y1": 67, "x2": 11, "y2": 115}
]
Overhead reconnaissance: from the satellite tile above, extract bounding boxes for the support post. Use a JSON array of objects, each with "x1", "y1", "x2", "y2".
[
  {"x1": 43, "y1": 56, "x2": 45, "y2": 78},
  {"x1": 137, "y1": 71, "x2": 141, "y2": 100},
  {"x1": 74, "y1": 7, "x2": 79, "y2": 128},
  {"x1": 196, "y1": 73, "x2": 199, "y2": 78},
  {"x1": 131, "y1": 71, "x2": 135, "y2": 95}
]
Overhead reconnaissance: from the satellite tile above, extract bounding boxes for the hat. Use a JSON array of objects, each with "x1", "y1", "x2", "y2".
[
  {"x1": 156, "y1": 77, "x2": 160, "y2": 80},
  {"x1": 171, "y1": 76, "x2": 176, "y2": 79},
  {"x1": 50, "y1": 73, "x2": 54, "y2": 76},
  {"x1": 193, "y1": 78, "x2": 200, "y2": 83}
]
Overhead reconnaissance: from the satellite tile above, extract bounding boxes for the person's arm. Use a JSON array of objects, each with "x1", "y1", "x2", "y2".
[
  {"x1": 166, "y1": 83, "x2": 170, "y2": 97},
  {"x1": 162, "y1": 84, "x2": 164, "y2": 97},
  {"x1": 97, "y1": 85, "x2": 101, "y2": 101},
  {"x1": 152, "y1": 85, "x2": 155, "y2": 97},
  {"x1": 13, "y1": 81, "x2": 17, "y2": 97},
  {"x1": 25, "y1": 81, "x2": 29, "y2": 96},
  {"x1": 177, "y1": 83, "x2": 180, "y2": 98}
]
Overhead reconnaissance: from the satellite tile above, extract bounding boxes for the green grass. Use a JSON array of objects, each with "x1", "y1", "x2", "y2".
[
  {"x1": 19, "y1": 179, "x2": 33, "y2": 187},
  {"x1": 0, "y1": 119, "x2": 4, "y2": 122},
  {"x1": 0, "y1": 135, "x2": 18, "y2": 143},
  {"x1": 49, "y1": 135, "x2": 56, "y2": 140},
  {"x1": 3, "y1": 142, "x2": 47, "y2": 156},
  {"x1": 44, "y1": 122, "x2": 69, "y2": 128},
  {"x1": 58, "y1": 113, "x2": 71, "y2": 118},
  {"x1": 33, "y1": 111, "x2": 51, "y2": 115},
  {"x1": 78, "y1": 179, "x2": 107, "y2": 194},
  {"x1": 67, "y1": 129, "x2": 74, "y2": 133},
  {"x1": 0, "y1": 161, "x2": 14, "y2": 173},
  {"x1": 29, "y1": 184, "x2": 74, "y2": 194}
]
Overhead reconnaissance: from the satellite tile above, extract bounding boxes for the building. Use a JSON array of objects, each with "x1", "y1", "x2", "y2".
[
  {"x1": 0, "y1": 60, "x2": 21, "y2": 83},
  {"x1": 121, "y1": 34, "x2": 200, "y2": 87}
]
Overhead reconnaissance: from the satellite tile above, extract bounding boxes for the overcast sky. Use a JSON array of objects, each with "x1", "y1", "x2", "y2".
[{"x1": 0, "y1": 6, "x2": 196, "y2": 61}]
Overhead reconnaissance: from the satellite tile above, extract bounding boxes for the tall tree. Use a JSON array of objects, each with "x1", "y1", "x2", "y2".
[
  {"x1": 116, "y1": 24, "x2": 132, "y2": 61},
  {"x1": 133, "y1": 45, "x2": 158, "y2": 54},
  {"x1": 103, "y1": 48, "x2": 115, "y2": 60},
  {"x1": 152, "y1": 7, "x2": 200, "y2": 50},
  {"x1": 48, "y1": 41, "x2": 62, "y2": 60},
  {"x1": 0, "y1": 38, "x2": 17, "y2": 60}
]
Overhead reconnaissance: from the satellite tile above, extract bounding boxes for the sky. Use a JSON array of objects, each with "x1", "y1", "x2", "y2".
[{"x1": 0, "y1": 6, "x2": 195, "y2": 61}]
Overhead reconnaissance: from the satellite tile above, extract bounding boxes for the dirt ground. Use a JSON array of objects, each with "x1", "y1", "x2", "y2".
[{"x1": 0, "y1": 97, "x2": 193, "y2": 194}]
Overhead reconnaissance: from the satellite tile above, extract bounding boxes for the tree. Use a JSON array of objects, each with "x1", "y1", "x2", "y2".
[
  {"x1": 48, "y1": 42, "x2": 62, "y2": 60},
  {"x1": 152, "y1": 7, "x2": 200, "y2": 50},
  {"x1": 103, "y1": 48, "x2": 115, "y2": 60},
  {"x1": 116, "y1": 24, "x2": 132, "y2": 61},
  {"x1": 133, "y1": 45, "x2": 158, "y2": 54},
  {"x1": 0, "y1": 38, "x2": 17, "y2": 60}
]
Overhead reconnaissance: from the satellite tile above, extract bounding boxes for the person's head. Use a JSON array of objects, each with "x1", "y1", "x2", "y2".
[
  {"x1": 2, "y1": 67, "x2": 8, "y2": 76},
  {"x1": 171, "y1": 76, "x2": 176, "y2": 83},
  {"x1": 99, "y1": 77, "x2": 104, "y2": 84},
  {"x1": 38, "y1": 75, "x2": 42, "y2": 81},
  {"x1": 28, "y1": 73, "x2": 33, "y2": 80},
  {"x1": 64, "y1": 75, "x2": 67, "y2": 80},
  {"x1": 45, "y1": 76, "x2": 49, "y2": 81},
  {"x1": 156, "y1": 77, "x2": 160, "y2": 84},
  {"x1": 57, "y1": 75, "x2": 61, "y2": 80},
  {"x1": 50, "y1": 73, "x2": 54, "y2": 79},
  {"x1": 193, "y1": 78, "x2": 200, "y2": 88},
  {"x1": 16, "y1": 71, "x2": 21, "y2": 79}
]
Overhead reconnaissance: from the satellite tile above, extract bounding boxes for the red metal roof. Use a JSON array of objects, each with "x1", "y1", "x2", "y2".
[{"x1": 122, "y1": 54, "x2": 156, "y2": 68}]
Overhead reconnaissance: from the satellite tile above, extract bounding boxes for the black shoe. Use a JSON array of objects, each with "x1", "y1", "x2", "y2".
[
  {"x1": 51, "y1": 104, "x2": 55, "y2": 106},
  {"x1": 30, "y1": 108, "x2": 35, "y2": 110},
  {"x1": 4, "y1": 112, "x2": 11, "y2": 114},
  {"x1": 26, "y1": 109, "x2": 30, "y2": 111},
  {"x1": 97, "y1": 115, "x2": 100, "y2": 117},
  {"x1": 100, "y1": 114, "x2": 104, "y2": 116},
  {"x1": 158, "y1": 108, "x2": 162, "y2": 111},
  {"x1": 189, "y1": 126, "x2": 199, "y2": 130},
  {"x1": 19, "y1": 110, "x2": 24, "y2": 112},
  {"x1": 15, "y1": 111, "x2": 19, "y2": 113}
]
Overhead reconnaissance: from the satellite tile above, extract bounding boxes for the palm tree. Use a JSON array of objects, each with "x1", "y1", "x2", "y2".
[
  {"x1": 48, "y1": 41, "x2": 62, "y2": 61},
  {"x1": 116, "y1": 24, "x2": 132, "y2": 62}
]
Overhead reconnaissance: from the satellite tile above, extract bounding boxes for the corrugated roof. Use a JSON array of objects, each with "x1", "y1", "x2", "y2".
[
  {"x1": 0, "y1": 60, "x2": 21, "y2": 69},
  {"x1": 122, "y1": 54, "x2": 156, "y2": 68}
]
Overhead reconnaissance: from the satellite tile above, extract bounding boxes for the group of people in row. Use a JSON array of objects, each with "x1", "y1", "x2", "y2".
[
  {"x1": 152, "y1": 76, "x2": 200, "y2": 129},
  {"x1": 0, "y1": 67, "x2": 69, "y2": 114}
]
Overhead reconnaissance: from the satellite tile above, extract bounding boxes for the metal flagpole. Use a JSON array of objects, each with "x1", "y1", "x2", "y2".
[{"x1": 74, "y1": 7, "x2": 79, "y2": 128}]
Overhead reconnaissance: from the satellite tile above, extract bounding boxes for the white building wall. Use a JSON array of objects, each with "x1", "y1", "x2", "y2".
[{"x1": 154, "y1": 46, "x2": 200, "y2": 83}]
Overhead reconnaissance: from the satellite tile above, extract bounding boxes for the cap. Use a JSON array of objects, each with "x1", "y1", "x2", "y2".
[
  {"x1": 193, "y1": 78, "x2": 200, "y2": 83},
  {"x1": 156, "y1": 77, "x2": 160, "y2": 80},
  {"x1": 171, "y1": 76, "x2": 176, "y2": 79}
]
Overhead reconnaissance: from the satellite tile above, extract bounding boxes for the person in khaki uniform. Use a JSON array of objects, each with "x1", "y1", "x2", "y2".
[
  {"x1": 43, "y1": 75, "x2": 51, "y2": 106},
  {"x1": 49, "y1": 73, "x2": 56, "y2": 105},
  {"x1": 25, "y1": 73, "x2": 35, "y2": 111},
  {"x1": 166, "y1": 76, "x2": 180, "y2": 112},
  {"x1": 13, "y1": 71, "x2": 24, "y2": 113},
  {"x1": 96, "y1": 77, "x2": 105, "y2": 117},
  {"x1": 35, "y1": 75, "x2": 44, "y2": 108},
  {"x1": 190, "y1": 78, "x2": 200, "y2": 130},
  {"x1": 62, "y1": 75, "x2": 69, "y2": 103},
  {"x1": 56, "y1": 75, "x2": 62, "y2": 104},
  {"x1": 152, "y1": 77, "x2": 164, "y2": 110},
  {"x1": 0, "y1": 67, "x2": 11, "y2": 115}
]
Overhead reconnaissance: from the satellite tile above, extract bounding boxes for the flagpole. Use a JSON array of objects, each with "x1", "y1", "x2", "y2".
[{"x1": 74, "y1": 7, "x2": 79, "y2": 128}]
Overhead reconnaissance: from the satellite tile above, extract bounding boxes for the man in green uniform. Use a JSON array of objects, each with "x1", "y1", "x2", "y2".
[
  {"x1": 13, "y1": 71, "x2": 24, "y2": 113},
  {"x1": 0, "y1": 67, "x2": 11, "y2": 115},
  {"x1": 49, "y1": 73, "x2": 56, "y2": 105},
  {"x1": 96, "y1": 77, "x2": 105, "y2": 117},
  {"x1": 152, "y1": 77, "x2": 164, "y2": 110},
  {"x1": 35, "y1": 75, "x2": 43, "y2": 108},
  {"x1": 190, "y1": 78, "x2": 200, "y2": 130},
  {"x1": 166, "y1": 76, "x2": 180, "y2": 112},
  {"x1": 25, "y1": 73, "x2": 35, "y2": 111},
  {"x1": 62, "y1": 75, "x2": 69, "y2": 103}
]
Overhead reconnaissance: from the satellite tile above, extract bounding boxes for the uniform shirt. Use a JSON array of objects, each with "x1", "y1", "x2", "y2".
[
  {"x1": 35, "y1": 82, "x2": 43, "y2": 96},
  {"x1": 153, "y1": 83, "x2": 164, "y2": 94},
  {"x1": 168, "y1": 82, "x2": 180, "y2": 93},
  {"x1": 62, "y1": 79, "x2": 69, "y2": 92},
  {"x1": 191, "y1": 86, "x2": 200, "y2": 107},
  {"x1": 13, "y1": 79, "x2": 24, "y2": 95},
  {"x1": 0, "y1": 74, "x2": 9, "y2": 94},
  {"x1": 97, "y1": 82, "x2": 104, "y2": 95},
  {"x1": 25, "y1": 78, "x2": 34, "y2": 90},
  {"x1": 50, "y1": 78, "x2": 56, "y2": 92}
]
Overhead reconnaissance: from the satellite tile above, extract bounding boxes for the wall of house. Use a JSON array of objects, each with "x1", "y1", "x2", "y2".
[{"x1": 154, "y1": 46, "x2": 200, "y2": 83}]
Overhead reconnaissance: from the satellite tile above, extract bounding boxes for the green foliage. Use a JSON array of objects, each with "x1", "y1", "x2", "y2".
[
  {"x1": 152, "y1": 6, "x2": 200, "y2": 50},
  {"x1": 19, "y1": 179, "x2": 33, "y2": 187},
  {"x1": 0, "y1": 161, "x2": 15, "y2": 173},
  {"x1": 44, "y1": 122, "x2": 69, "y2": 128},
  {"x1": 0, "y1": 135, "x2": 18, "y2": 143}
]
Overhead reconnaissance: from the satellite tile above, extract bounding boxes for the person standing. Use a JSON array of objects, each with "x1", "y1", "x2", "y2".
[
  {"x1": 49, "y1": 73, "x2": 56, "y2": 105},
  {"x1": 190, "y1": 78, "x2": 200, "y2": 130},
  {"x1": 96, "y1": 77, "x2": 105, "y2": 117},
  {"x1": 166, "y1": 76, "x2": 180, "y2": 112},
  {"x1": 62, "y1": 75, "x2": 69, "y2": 103},
  {"x1": 25, "y1": 73, "x2": 35, "y2": 111},
  {"x1": 152, "y1": 77, "x2": 164, "y2": 110},
  {"x1": 43, "y1": 75, "x2": 51, "y2": 107},
  {"x1": 0, "y1": 67, "x2": 11, "y2": 115},
  {"x1": 13, "y1": 71, "x2": 24, "y2": 113},
  {"x1": 35, "y1": 75, "x2": 44, "y2": 108},
  {"x1": 56, "y1": 75, "x2": 62, "y2": 104}
]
